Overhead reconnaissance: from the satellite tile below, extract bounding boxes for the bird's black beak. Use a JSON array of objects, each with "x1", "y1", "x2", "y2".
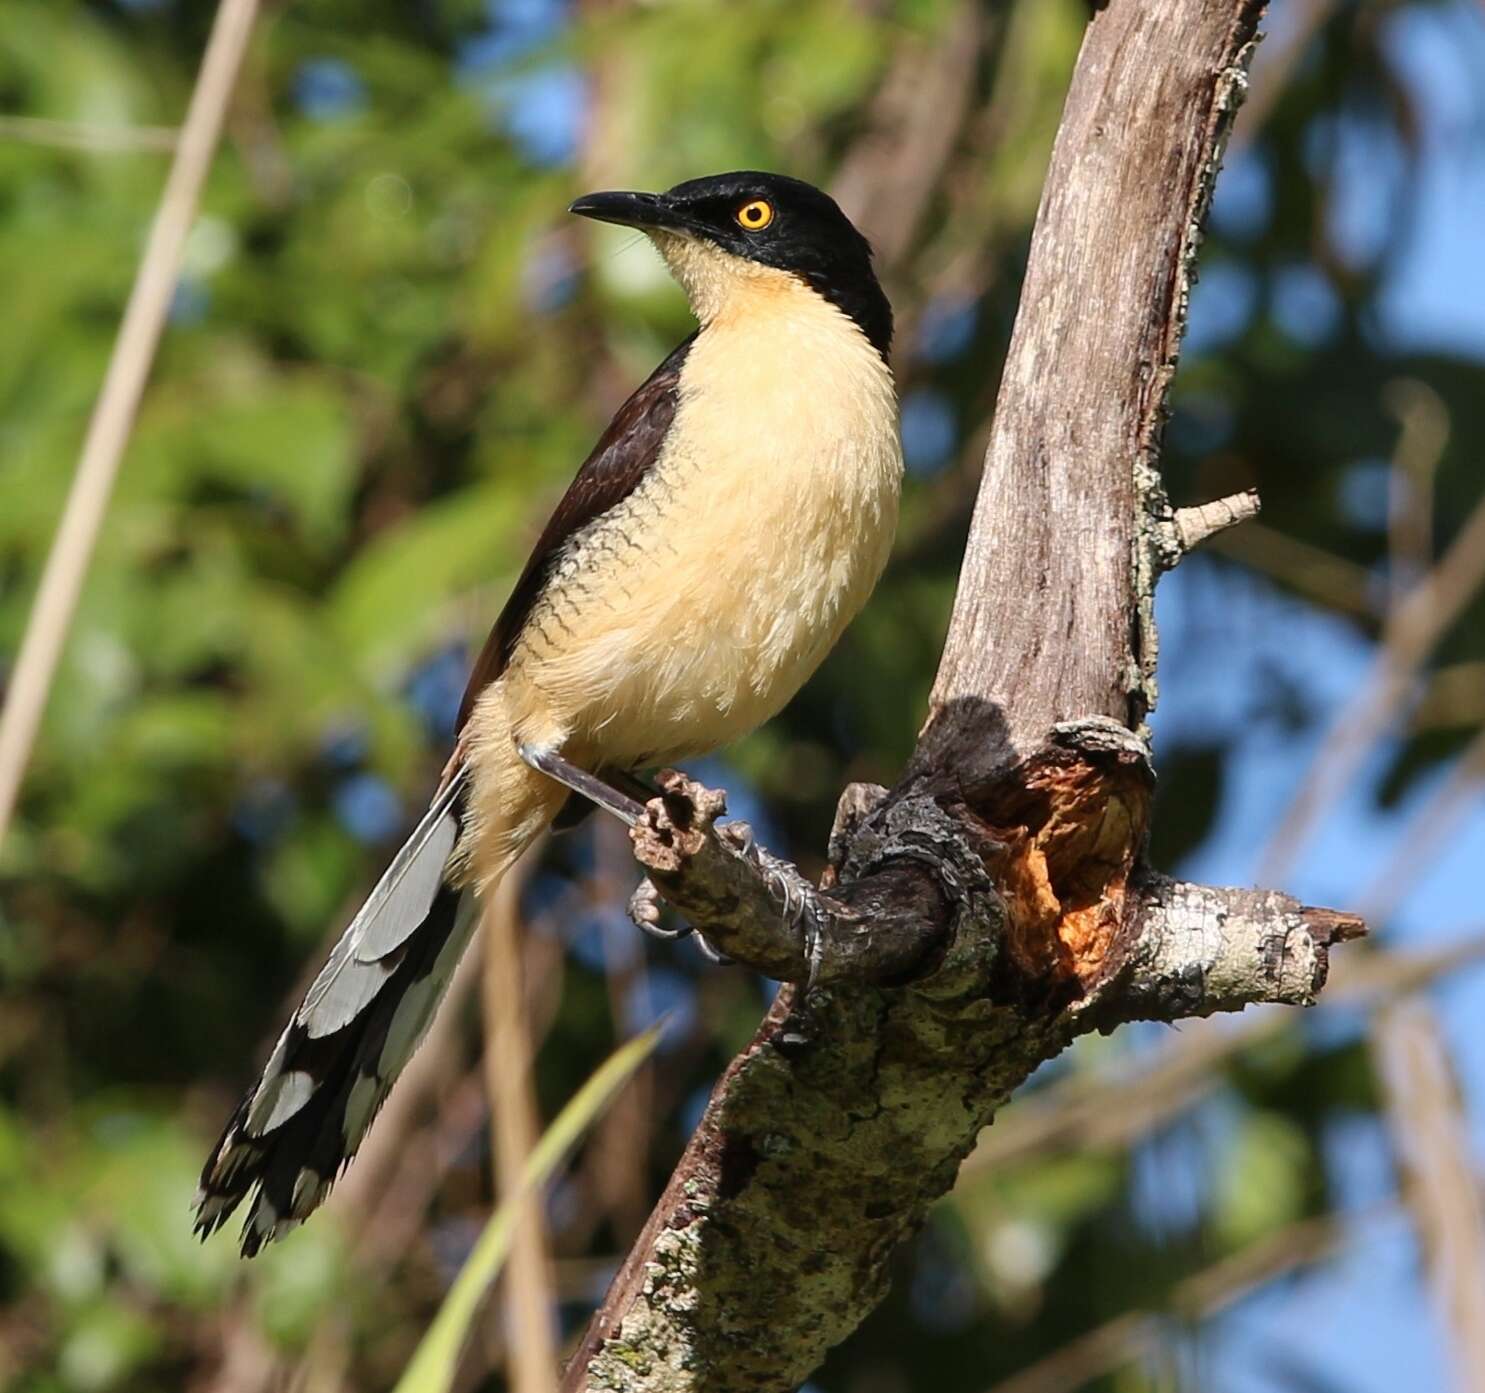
[{"x1": 568, "y1": 190, "x2": 685, "y2": 233}]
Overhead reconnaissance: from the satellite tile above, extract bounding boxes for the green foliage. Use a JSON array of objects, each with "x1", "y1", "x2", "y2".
[
  {"x1": 1212, "y1": 1112, "x2": 1310, "y2": 1251},
  {"x1": 394, "y1": 1025, "x2": 662, "y2": 1393}
]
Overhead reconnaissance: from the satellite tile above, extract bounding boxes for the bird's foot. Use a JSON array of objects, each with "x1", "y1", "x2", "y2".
[
  {"x1": 727, "y1": 826, "x2": 829, "y2": 987},
  {"x1": 626, "y1": 872, "x2": 731, "y2": 960},
  {"x1": 627, "y1": 875, "x2": 695, "y2": 942}
]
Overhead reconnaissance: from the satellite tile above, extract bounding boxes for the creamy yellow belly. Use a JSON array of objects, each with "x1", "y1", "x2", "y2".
[{"x1": 504, "y1": 296, "x2": 901, "y2": 769}]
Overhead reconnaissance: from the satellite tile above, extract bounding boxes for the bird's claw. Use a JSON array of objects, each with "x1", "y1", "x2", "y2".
[
  {"x1": 727, "y1": 819, "x2": 758, "y2": 860},
  {"x1": 752, "y1": 847, "x2": 827, "y2": 990},
  {"x1": 627, "y1": 876, "x2": 693, "y2": 941},
  {"x1": 626, "y1": 873, "x2": 726, "y2": 962},
  {"x1": 692, "y1": 932, "x2": 733, "y2": 966}
]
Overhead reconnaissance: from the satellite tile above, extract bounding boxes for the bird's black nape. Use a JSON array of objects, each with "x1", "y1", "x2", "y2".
[{"x1": 571, "y1": 171, "x2": 893, "y2": 361}]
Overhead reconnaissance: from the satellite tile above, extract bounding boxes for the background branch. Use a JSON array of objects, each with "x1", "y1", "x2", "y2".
[
  {"x1": 1373, "y1": 1001, "x2": 1485, "y2": 1393},
  {"x1": 0, "y1": 0, "x2": 261, "y2": 843},
  {"x1": 0, "y1": 115, "x2": 180, "y2": 153},
  {"x1": 987, "y1": 1207, "x2": 1363, "y2": 1393}
]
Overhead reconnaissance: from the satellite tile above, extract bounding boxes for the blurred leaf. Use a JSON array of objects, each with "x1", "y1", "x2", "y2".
[
  {"x1": 57, "y1": 1300, "x2": 160, "y2": 1392},
  {"x1": 328, "y1": 479, "x2": 526, "y2": 673},
  {"x1": 393, "y1": 1023, "x2": 663, "y2": 1393},
  {"x1": 252, "y1": 1226, "x2": 347, "y2": 1349},
  {"x1": 1212, "y1": 1112, "x2": 1310, "y2": 1251}
]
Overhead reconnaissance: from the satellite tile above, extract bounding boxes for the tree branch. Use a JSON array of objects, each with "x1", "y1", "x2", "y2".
[
  {"x1": 1107, "y1": 874, "x2": 1366, "y2": 1025},
  {"x1": 626, "y1": 771, "x2": 982, "y2": 987},
  {"x1": 560, "y1": 3, "x2": 1365, "y2": 1389},
  {"x1": 1155, "y1": 489, "x2": 1263, "y2": 567}
]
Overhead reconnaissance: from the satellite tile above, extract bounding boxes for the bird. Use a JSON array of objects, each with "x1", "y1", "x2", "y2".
[{"x1": 193, "y1": 171, "x2": 902, "y2": 1255}]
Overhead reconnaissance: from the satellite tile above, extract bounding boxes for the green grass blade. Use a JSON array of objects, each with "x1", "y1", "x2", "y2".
[{"x1": 392, "y1": 1023, "x2": 664, "y2": 1393}]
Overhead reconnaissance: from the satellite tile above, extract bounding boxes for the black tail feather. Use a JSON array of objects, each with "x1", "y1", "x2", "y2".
[{"x1": 194, "y1": 884, "x2": 471, "y2": 1255}]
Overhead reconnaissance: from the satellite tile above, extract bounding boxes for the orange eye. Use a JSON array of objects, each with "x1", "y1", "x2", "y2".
[{"x1": 735, "y1": 199, "x2": 774, "y2": 231}]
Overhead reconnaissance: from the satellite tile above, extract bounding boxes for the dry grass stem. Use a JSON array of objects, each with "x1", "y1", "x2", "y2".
[
  {"x1": 0, "y1": 0, "x2": 263, "y2": 843},
  {"x1": 482, "y1": 867, "x2": 560, "y2": 1393}
]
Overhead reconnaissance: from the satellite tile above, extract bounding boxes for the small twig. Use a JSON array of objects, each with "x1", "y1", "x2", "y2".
[
  {"x1": 1109, "y1": 874, "x2": 1364, "y2": 1023},
  {"x1": 0, "y1": 0, "x2": 263, "y2": 844},
  {"x1": 1155, "y1": 489, "x2": 1262, "y2": 568},
  {"x1": 0, "y1": 114, "x2": 180, "y2": 153}
]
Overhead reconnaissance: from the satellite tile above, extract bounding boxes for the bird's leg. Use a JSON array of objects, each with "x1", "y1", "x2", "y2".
[
  {"x1": 609, "y1": 768, "x2": 660, "y2": 805},
  {"x1": 518, "y1": 744, "x2": 696, "y2": 945},
  {"x1": 517, "y1": 743, "x2": 646, "y2": 827},
  {"x1": 523, "y1": 753, "x2": 830, "y2": 976}
]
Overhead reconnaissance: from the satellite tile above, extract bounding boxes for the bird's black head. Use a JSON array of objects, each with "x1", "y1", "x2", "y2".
[{"x1": 570, "y1": 171, "x2": 892, "y2": 360}]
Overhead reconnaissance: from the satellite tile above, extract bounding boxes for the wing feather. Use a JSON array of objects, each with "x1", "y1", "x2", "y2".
[
  {"x1": 455, "y1": 333, "x2": 693, "y2": 729},
  {"x1": 196, "y1": 887, "x2": 477, "y2": 1255},
  {"x1": 295, "y1": 766, "x2": 468, "y2": 1038}
]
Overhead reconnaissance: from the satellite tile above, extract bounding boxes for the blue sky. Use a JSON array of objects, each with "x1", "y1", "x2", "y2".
[
  {"x1": 1376, "y1": 1, "x2": 1485, "y2": 358},
  {"x1": 1152, "y1": 4, "x2": 1485, "y2": 1386}
]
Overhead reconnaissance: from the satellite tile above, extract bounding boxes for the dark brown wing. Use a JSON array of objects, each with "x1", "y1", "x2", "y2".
[{"x1": 455, "y1": 333, "x2": 694, "y2": 732}]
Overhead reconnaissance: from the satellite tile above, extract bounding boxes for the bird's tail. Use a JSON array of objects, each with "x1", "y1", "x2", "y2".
[{"x1": 195, "y1": 706, "x2": 562, "y2": 1256}]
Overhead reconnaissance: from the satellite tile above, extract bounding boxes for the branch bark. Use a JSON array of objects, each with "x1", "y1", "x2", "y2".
[{"x1": 560, "y1": 3, "x2": 1364, "y2": 1389}]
